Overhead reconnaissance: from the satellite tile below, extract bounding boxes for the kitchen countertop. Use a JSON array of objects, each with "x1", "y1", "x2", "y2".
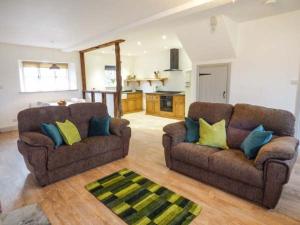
[
  {"x1": 146, "y1": 91, "x2": 185, "y2": 96},
  {"x1": 122, "y1": 90, "x2": 143, "y2": 93}
]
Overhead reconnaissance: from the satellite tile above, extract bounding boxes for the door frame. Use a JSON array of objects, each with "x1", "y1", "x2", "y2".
[
  {"x1": 196, "y1": 63, "x2": 231, "y2": 104},
  {"x1": 294, "y1": 64, "x2": 300, "y2": 140}
]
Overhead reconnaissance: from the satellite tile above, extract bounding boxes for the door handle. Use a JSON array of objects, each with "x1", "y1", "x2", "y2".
[{"x1": 223, "y1": 91, "x2": 226, "y2": 99}]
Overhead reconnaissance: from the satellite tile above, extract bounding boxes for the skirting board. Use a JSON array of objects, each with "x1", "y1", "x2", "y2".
[{"x1": 0, "y1": 125, "x2": 18, "y2": 133}]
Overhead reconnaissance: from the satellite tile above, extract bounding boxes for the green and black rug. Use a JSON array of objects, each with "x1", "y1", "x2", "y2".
[{"x1": 85, "y1": 168, "x2": 202, "y2": 225}]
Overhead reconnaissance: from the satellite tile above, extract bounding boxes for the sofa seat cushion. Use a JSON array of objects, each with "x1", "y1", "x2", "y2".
[
  {"x1": 48, "y1": 142, "x2": 88, "y2": 170},
  {"x1": 172, "y1": 143, "x2": 220, "y2": 170},
  {"x1": 82, "y1": 135, "x2": 122, "y2": 155},
  {"x1": 209, "y1": 149, "x2": 264, "y2": 188}
]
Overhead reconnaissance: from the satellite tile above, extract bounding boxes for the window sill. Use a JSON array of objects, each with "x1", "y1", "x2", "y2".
[{"x1": 19, "y1": 89, "x2": 80, "y2": 94}]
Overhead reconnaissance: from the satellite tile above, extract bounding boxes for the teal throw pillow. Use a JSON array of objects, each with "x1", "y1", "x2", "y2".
[
  {"x1": 41, "y1": 123, "x2": 64, "y2": 148},
  {"x1": 241, "y1": 125, "x2": 273, "y2": 159},
  {"x1": 88, "y1": 116, "x2": 111, "y2": 137},
  {"x1": 184, "y1": 117, "x2": 199, "y2": 143}
]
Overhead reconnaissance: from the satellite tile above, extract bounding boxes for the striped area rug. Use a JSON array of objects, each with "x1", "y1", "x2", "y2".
[{"x1": 85, "y1": 168, "x2": 202, "y2": 225}]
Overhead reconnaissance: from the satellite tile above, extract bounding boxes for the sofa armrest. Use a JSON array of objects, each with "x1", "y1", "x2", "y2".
[
  {"x1": 262, "y1": 151, "x2": 298, "y2": 208},
  {"x1": 120, "y1": 127, "x2": 131, "y2": 157},
  {"x1": 110, "y1": 118, "x2": 130, "y2": 136},
  {"x1": 17, "y1": 140, "x2": 49, "y2": 186},
  {"x1": 162, "y1": 121, "x2": 186, "y2": 168},
  {"x1": 163, "y1": 121, "x2": 186, "y2": 146},
  {"x1": 19, "y1": 132, "x2": 54, "y2": 148},
  {"x1": 255, "y1": 136, "x2": 299, "y2": 170}
]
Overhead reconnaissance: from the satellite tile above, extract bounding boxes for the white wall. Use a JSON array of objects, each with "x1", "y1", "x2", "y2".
[
  {"x1": 0, "y1": 43, "x2": 82, "y2": 130},
  {"x1": 130, "y1": 49, "x2": 191, "y2": 92},
  {"x1": 85, "y1": 52, "x2": 135, "y2": 90},
  {"x1": 229, "y1": 10, "x2": 300, "y2": 113},
  {"x1": 186, "y1": 11, "x2": 300, "y2": 114},
  {"x1": 128, "y1": 49, "x2": 192, "y2": 110},
  {"x1": 177, "y1": 16, "x2": 238, "y2": 63},
  {"x1": 84, "y1": 52, "x2": 135, "y2": 116}
]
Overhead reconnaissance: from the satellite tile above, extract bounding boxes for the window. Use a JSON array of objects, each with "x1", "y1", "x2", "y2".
[
  {"x1": 19, "y1": 61, "x2": 77, "y2": 92},
  {"x1": 104, "y1": 65, "x2": 116, "y2": 87}
]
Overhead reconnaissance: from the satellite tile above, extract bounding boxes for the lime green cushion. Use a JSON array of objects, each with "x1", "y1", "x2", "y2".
[
  {"x1": 198, "y1": 118, "x2": 229, "y2": 150},
  {"x1": 56, "y1": 120, "x2": 81, "y2": 145}
]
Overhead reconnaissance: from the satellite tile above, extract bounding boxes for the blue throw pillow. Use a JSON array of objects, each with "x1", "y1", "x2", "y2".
[
  {"x1": 41, "y1": 123, "x2": 64, "y2": 148},
  {"x1": 88, "y1": 116, "x2": 111, "y2": 137},
  {"x1": 241, "y1": 125, "x2": 273, "y2": 159},
  {"x1": 184, "y1": 117, "x2": 199, "y2": 143}
]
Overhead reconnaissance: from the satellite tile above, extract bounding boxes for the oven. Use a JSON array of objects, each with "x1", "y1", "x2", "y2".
[{"x1": 160, "y1": 95, "x2": 173, "y2": 112}]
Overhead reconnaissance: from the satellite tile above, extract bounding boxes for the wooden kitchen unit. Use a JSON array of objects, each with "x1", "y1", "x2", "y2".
[
  {"x1": 122, "y1": 92, "x2": 143, "y2": 114},
  {"x1": 146, "y1": 93, "x2": 185, "y2": 119}
]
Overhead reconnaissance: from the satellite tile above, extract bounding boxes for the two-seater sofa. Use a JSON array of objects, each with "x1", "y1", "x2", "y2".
[
  {"x1": 163, "y1": 102, "x2": 299, "y2": 208},
  {"x1": 17, "y1": 103, "x2": 131, "y2": 186}
]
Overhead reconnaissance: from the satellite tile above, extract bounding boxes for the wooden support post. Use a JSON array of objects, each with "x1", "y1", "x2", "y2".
[
  {"x1": 79, "y1": 39, "x2": 125, "y2": 116},
  {"x1": 115, "y1": 43, "x2": 122, "y2": 118},
  {"x1": 102, "y1": 93, "x2": 107, "y2": 105},
  {"x1": 80, "y1": 51, "x2": 87, "y2": 99},
  {"x1": 113, "y1": 93, "x2": 118, "y2": 118},
  {"x1": 91, "y1": 92, "x2": 95, "y2": 103}
]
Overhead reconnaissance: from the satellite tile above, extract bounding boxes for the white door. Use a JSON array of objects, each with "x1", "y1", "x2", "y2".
[{"x1": 197, "y1": 64, "x2": 229, "y2": 103}]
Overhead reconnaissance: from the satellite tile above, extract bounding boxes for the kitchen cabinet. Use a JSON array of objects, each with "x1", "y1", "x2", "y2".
[
  {"x1": 127, "y1": 99, "x2": 136, "y2": 112},
  {"x1": 136, "y1": 97, "x2": 143, "y2": 111},
  {"x1": 173, "y1": 96, "x2": 185, "y2": 118},
  {"x1": 122, "y1": 100, "x2": 128, "y2": 113},
  {"x1": 146, "y1": 95, "x2": 160, "y2": 114},
  {"x1": 146, "y1": 93, "x2": 185, "y2": 119},
  {"x1": 122, "y1": 92, "x2": 143, "y2": 114}
]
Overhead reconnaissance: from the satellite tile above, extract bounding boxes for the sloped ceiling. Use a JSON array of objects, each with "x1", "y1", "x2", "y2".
[{"x1": 176, "y1": 15, "x2": 238, "y2": 63}]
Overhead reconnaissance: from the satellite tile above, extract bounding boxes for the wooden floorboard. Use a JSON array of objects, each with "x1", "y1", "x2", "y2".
[{"x1": 0, "y1": 112, "x2": 299, "y2": 225}]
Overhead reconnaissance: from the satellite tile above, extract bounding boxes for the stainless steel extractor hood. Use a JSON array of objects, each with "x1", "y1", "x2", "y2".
[{"x1": 164, "y1": 48, "x2": 182, "y2": 71}]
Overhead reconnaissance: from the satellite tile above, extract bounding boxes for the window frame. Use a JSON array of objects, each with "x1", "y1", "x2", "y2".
[{"x1": 18, "y1": 60, "x2": 78, "y2": 93}]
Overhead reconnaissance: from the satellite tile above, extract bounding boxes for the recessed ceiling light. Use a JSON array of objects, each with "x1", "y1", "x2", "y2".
[
  {"x1": 128, "y1": 53, "x2": 132, "y2": 56},
  {"x1": 137, "y1": 41, "x2": 142, "y2": 46},
  {"x1": 143, "y1": 50, "x2": 147, "y2": 54},
  {"x1": 162, "y1": 35, "x2": 167, "y2": 40},
  {"x1": 164, "y1": 46, "x2": 168, "y2": 49},
  {"x1": 265, "y1": 0, "x2": 277, "y2": 4},
  {"x1": 101, "y1": 50, "x2": 105, "y2": 54}
]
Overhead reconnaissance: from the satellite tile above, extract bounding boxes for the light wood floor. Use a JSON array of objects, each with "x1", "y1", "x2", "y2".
[{"x1": 0, "y1": 112, "x2": 300, "y2": 225}]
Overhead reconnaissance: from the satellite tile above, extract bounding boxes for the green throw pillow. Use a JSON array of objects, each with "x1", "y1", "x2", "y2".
[
  {"x1": 56, "y1": 120, "x2": 81, "y2": 145},
  {"x1": 198, "y1": 118, "x2": 229, "y2": 150}
]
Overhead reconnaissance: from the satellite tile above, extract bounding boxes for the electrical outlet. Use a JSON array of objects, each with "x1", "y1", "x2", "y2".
[{"x1": 291, "y1": 80, "x2": 299, "y2": 85}]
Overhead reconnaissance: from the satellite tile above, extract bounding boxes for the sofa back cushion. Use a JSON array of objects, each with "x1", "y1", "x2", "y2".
[
  {"x1": 18, "y1": 106, "x2": 70, "y2": 133},
  {"x1": 18, "y1": 103, "x2": 109, "y2": 138},
  {"x1": 69, "y1": 103, "x2": 108, "y2": 139},
  {"x1": 188, "y1": 102, "x2": 233, "y2": 127},
  {"x1": 227, "y1": 104, "x2": 295, "y2": 149}
]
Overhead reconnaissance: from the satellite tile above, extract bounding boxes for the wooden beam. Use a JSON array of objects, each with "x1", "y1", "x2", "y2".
[
  {"x1": 91, "y1": 92, "x2": 95, "y2": 103},
  {"x1": 113, "y1": 93, "x2": 118, "y2": 118},
  {"x1": 81, "y1": 39, "x2": 125, "y2": 53},
  {"x1": 102, "y1": 93, "x2": 107, "y2": 105},
  {"x1": 115, "y1": 42, "x2": 122, "y2": 118},
  {"x1": 80, "y1": 51, "x2": 87, "y2": 99}
]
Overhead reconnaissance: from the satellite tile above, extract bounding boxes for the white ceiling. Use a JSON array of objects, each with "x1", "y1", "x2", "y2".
[
  {"x1": 0, "y1": 0, "x2": 192, "y2": 49},
  {"x1": 90, "y1": 0, "x2": 300, "y2": 56},
  {"x1": 88, "y1": 30, "x2": 182, "y2": 57},
  {"x1": 0, "y1": 0, "x2": 299, "y2": 54}
]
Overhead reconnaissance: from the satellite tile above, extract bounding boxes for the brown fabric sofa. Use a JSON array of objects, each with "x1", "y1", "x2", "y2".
[
  {"x1": 163, "y1": 102, "x2": 299, "y2": 208},
  {"x1": 17, "y1": 103, "x2": 131, "y2": 186}
]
